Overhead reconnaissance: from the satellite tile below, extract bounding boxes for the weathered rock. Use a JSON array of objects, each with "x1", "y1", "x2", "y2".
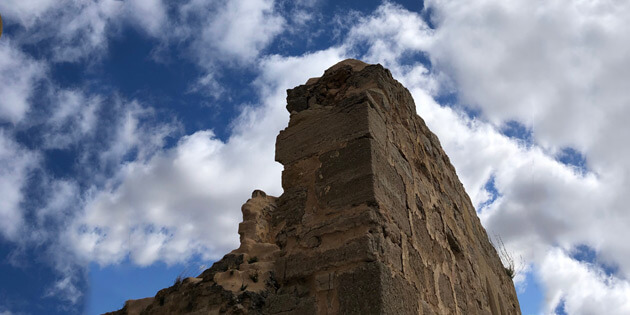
[{"x1": 106, "y1": 59, "x2": 521, "y2": 315}]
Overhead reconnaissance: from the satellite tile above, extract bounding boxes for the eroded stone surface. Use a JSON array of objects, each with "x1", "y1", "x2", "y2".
[{"x1": 106, "y1": 59, "x2": 520, "y2": 315}]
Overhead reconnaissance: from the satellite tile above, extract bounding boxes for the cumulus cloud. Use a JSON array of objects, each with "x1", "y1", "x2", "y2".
[
  {"x1": 68, "y1": 48, "x2": 344, "y2": 266},
  {"x1": 0, "y1": 84, "x2": 178, "y2": 304},
  {"x1": 1, "y1": 0, "x2": 286, "y2": 70},
  {"x1": 123, "y1": 0, "x2": 168, "y2": 37},
  {"x1": 70, "y1": 130, "x2": 272, "y2": 265},
  {"x1": 44, "y1": 273, "x2": 83, "y2": 305},
  {"x1": 0, "y1": 0, "x2": 59, "y2": 28},
  {"x1": 0, "y1": 131, "x2": 39, "y2": 241},
  {"x1": 345, "y1": 2, "x2": 433, "y2": 64},
  {"x1": 424, "y1": 0, "x2": 630, "y2": 158},
  {"x1": 0, "y1": 41, "x2": 46, "y2": 123},
  {"x1": 171, "y1": 0, "x2": 287, "y2": 93},
  {"x1": 0, "y1": 0, "x2": 168, "y2": 62},
  {"x1": 40, "y1": 98, "x2": 178, "y2": 304},
  {"x1": 42, "y1": 90, "x2": 100, "y2": 149},
  {"x1": 1, "y1": 0, "x2": 290, "y2": 105},
  {"x1": 95, "y1": 100, "x2": 177, "y2": 170},
  {"x1": 0, "y1": 4, "x2": 179, "y2": 302},
  {"x1": 539, "y1": 249, "x2": 630, "y2": 314},
  {"x1": 195, "y1": 0, "x2": 285, "y2": 63}
]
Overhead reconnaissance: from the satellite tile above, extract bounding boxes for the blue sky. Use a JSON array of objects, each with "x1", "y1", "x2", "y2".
[{"x1": 2, "y1": 1, "x2": 630, "y2": 314}]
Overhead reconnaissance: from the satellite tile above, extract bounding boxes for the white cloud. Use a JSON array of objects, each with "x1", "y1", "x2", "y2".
[
  {"x1": 186, "y1": 0, "x2": 285, "y2": 65},
  {"x1": 123, "y1": 0, "x2": 168, "y2": 37},
  {"x1": 0, "y1": 130, "x2": 39, "y2": 241},
  {"x1": 0, "y1": 0, "x2": 60, "y2": 28},
  {"x1": 345, "y1": 2, "x2": 433, "y2": 65},
  {"x1": 38, "y1": 97, "x2": 179, "y2": 304},
  {"x1": 96, "y1": 100, "x2": 176, "y2": 169},
  {"x1": 148, "y1": 0, "x2": 289, "y2": 93},
  {"x1": 0, "y1": 86, "x2": 179, "y2": 304},
  {"x1": 1, "y1": 0, "x2": 288, "y2": 100},
  {"x1": 0, "y1": 41, "x2": 46, "y2": 123},
  {"x1": 45, "y1": 274, "x2": 82, "y2": 305},
  {"x1": 0, "y1": 0, "x2": 168, "y2": 62},
  {"x1": 70, "y1": 128, "x2": 282, "y2": 265},
  {"x1": 1, "y1": 0, "x2": 284, "y2": 77},
  {"x1": 35, "y1": 180, "x2": 80, "y2": 228},
  {"x1": 47, "y1": 0, "x2": 121, "y2": 62},
  {"x1": 43, "y1": 90, "x2": 100, "y2": 149},
  {"x1": 188, "y1": 72, "x2": 226, "y2": 100},
  {"x1": 424, "y1": 0, "x2": 630, "y2": 159},
  {"x1": 68, "y1": 48, "x2": 344, "y2": 266},
  {"x1": 539, "y1": 248, "x2": 630, "y2": 315}
]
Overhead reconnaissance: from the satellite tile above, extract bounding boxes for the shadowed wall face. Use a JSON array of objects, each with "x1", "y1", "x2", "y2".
[{"x1": 274, "y1": 59, "x2": 520, "y2": 314}]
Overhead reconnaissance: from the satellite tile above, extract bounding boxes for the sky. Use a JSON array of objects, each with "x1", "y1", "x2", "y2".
[{"x1": 0, "y1": 0, "x2": 629, "y2": 314}]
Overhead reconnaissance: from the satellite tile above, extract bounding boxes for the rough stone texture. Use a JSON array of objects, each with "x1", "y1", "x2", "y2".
[{"x1": 106, "y1": 59, "x2": 521, "y2": 315}]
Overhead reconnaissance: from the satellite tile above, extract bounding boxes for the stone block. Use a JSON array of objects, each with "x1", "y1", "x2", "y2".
[
  {"x1": 273, "y1": 187, "x2": 307, "y2": 227},
  {"x1": 337, "y1": 261, "x2": 419, "y2": 315},
  {"x1": 277, "y1": 234, "x2": 378, "y2": 281},
  {"x1": 276, "y1": 102, "x2": 373, "y2": 165},
  {"x1": 315, "y1": 137, "x2": 376, "y2": 209}
]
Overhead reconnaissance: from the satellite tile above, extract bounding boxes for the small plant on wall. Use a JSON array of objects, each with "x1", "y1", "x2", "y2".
[{"x1": 492, "y1": 234, "x2": 524, "y2": 279}]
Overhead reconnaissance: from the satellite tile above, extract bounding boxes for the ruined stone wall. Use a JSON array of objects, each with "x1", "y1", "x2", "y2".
[
  {"x1": 107, "y1": 59, "x2": 520, "y2": 315},
  {"x1": 271, "y1": 59, "x2": 520, "y2": 314}
]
